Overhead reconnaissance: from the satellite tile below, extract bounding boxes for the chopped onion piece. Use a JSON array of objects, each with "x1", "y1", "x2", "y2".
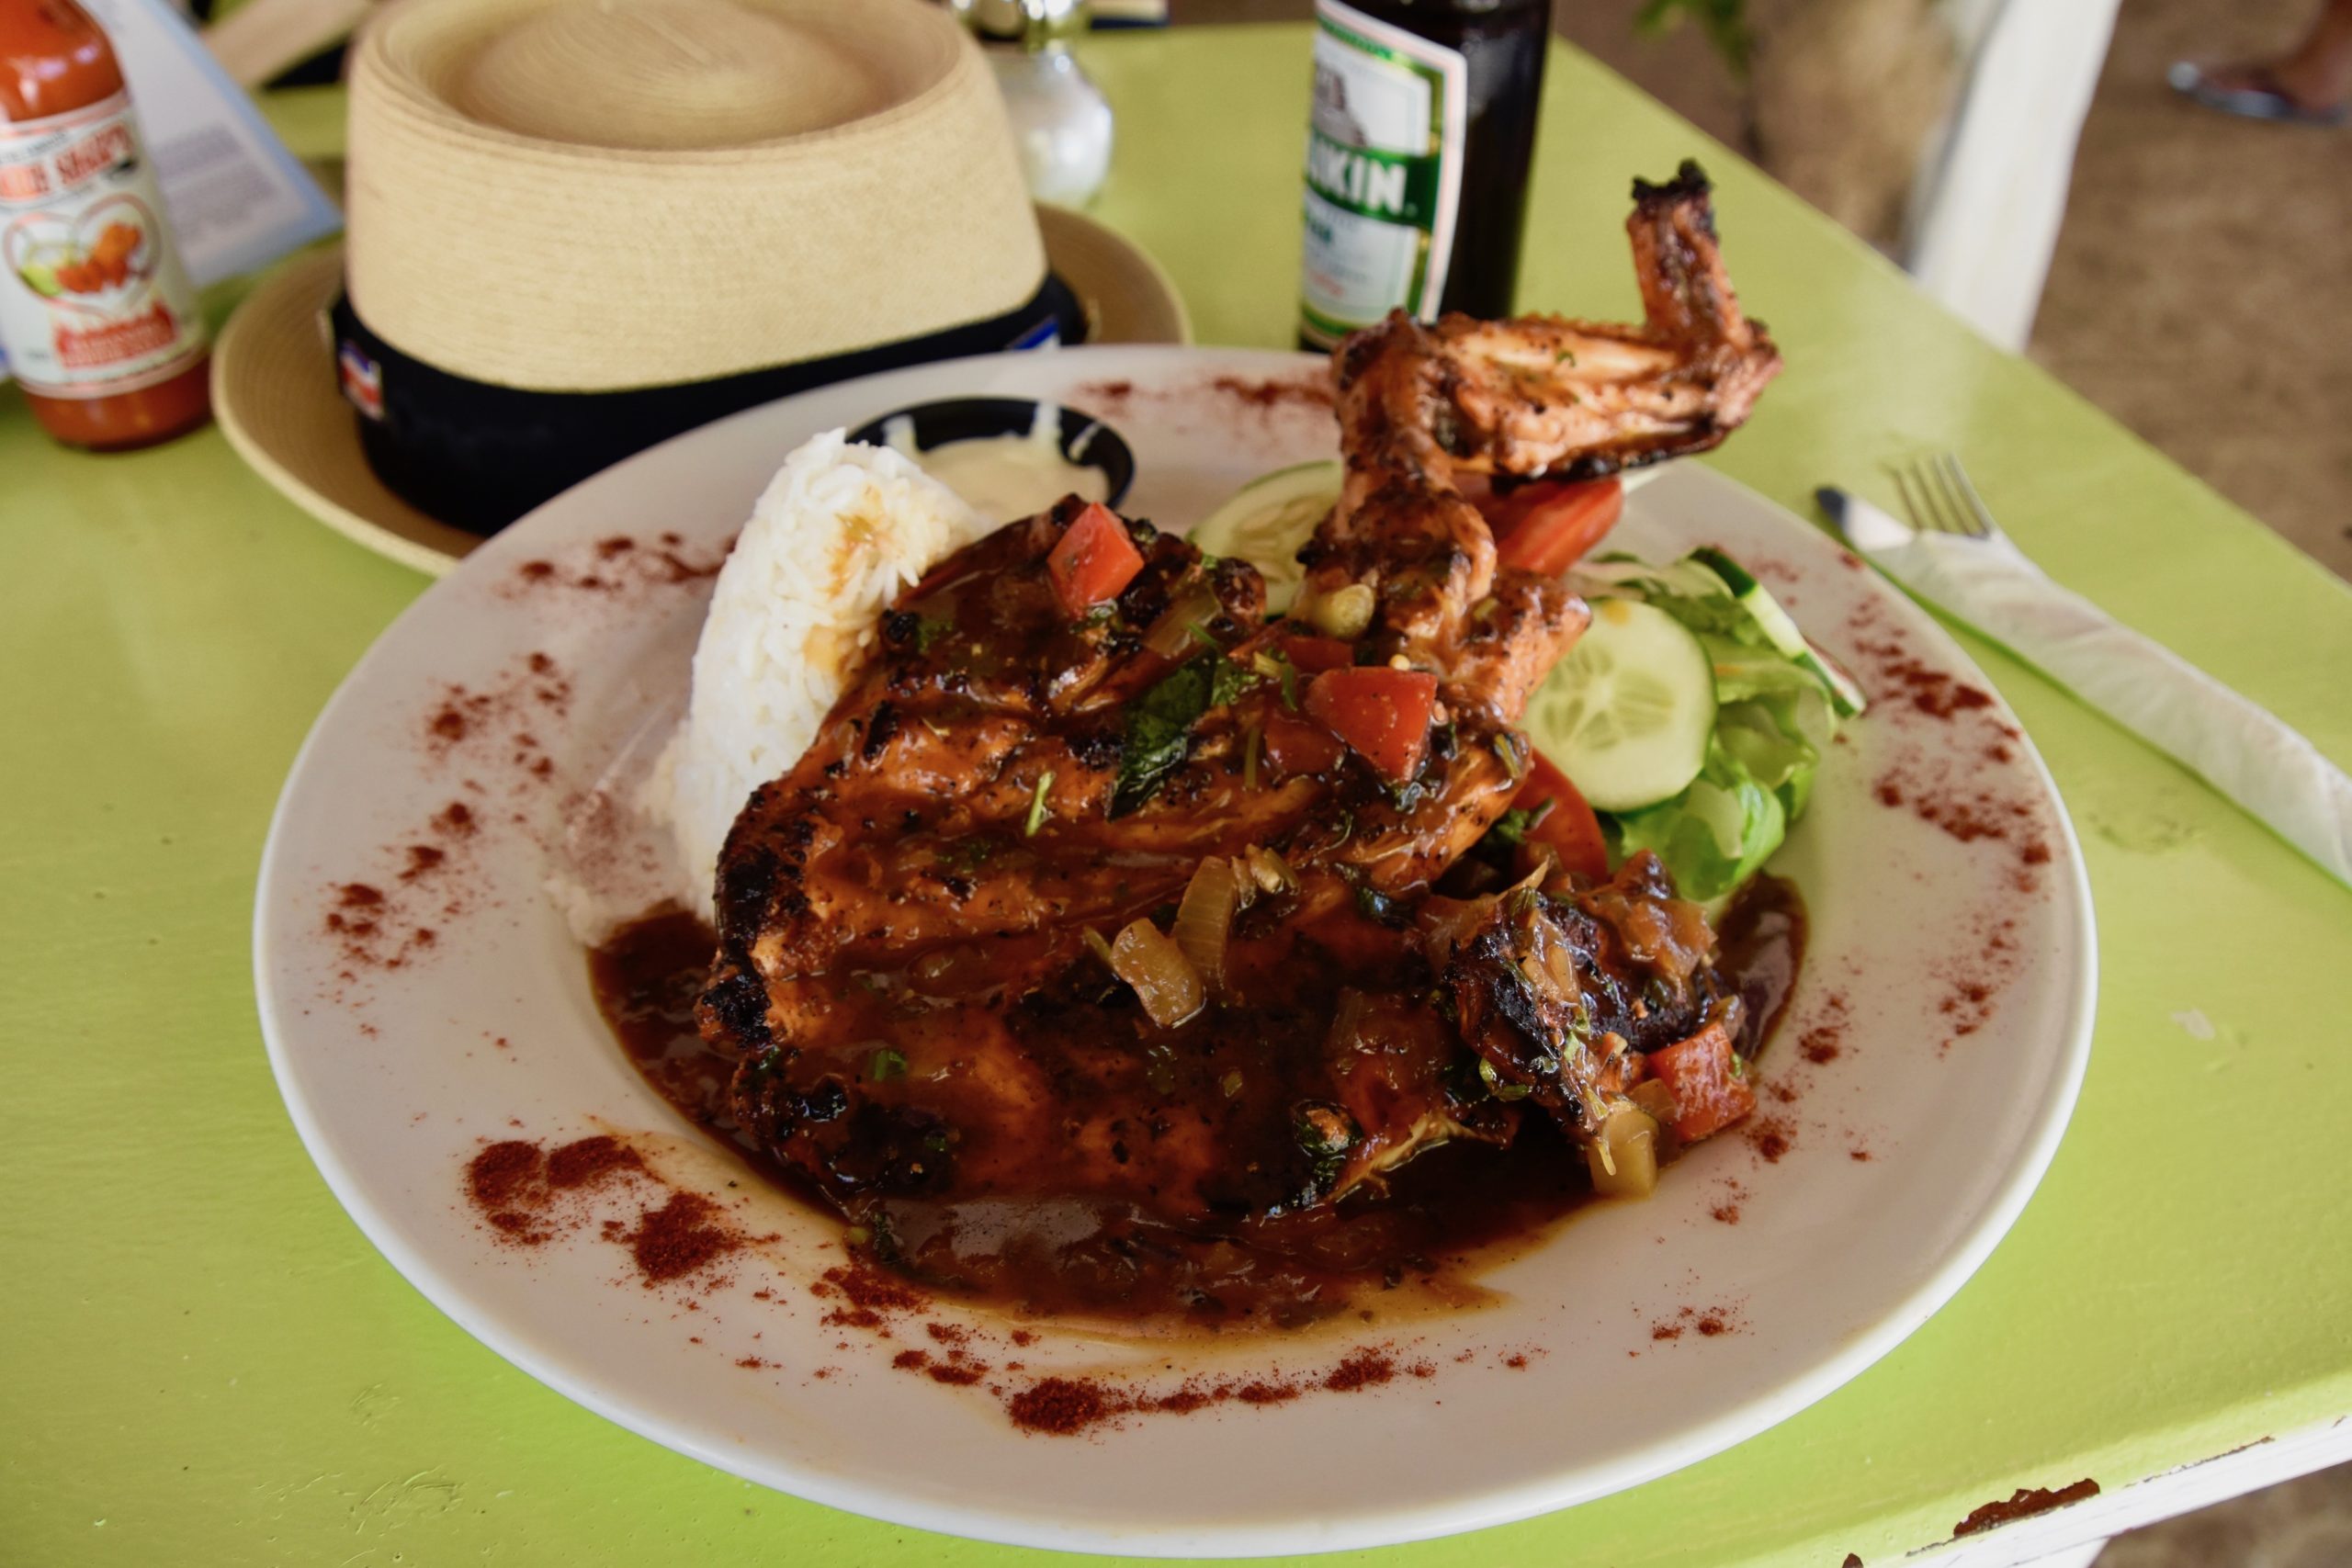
[
  {"x1": 1302, "y1": 581, "x2": 1376, "y2": 639},
  {"x1": 1226, "y1": 855, "x2": 1259, "y2": 912},
  {"x1": 1111, "y1": 919, "x2": 1204, "y2": 1029},
  {"x1": 1243, "y1": 845, "x2": 1296, "y2": 896},
  {"x1": 1144, "y1": 586, "x2": 1223, "y2": 659},
  {"x1": 1586, "y1": 1107, "x2": 1661, "y2": 1198},
  {"x1": 1171, "y1": 857, "x2": 1238, "y2": 990}
]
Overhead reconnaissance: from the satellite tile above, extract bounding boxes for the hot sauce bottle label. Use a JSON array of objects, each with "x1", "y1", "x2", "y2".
[
  {"x1": 1297, "y1": 0, "x2": 1468, "y2": 351},
  {"x1": 0, "y1": 91, "x2": 206, "y2": 399}
]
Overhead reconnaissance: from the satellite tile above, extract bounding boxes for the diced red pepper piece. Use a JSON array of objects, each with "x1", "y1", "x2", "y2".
[
  {"x1": 1045, "y1": 502, "x2": 1144, "y2": 617},
  {"x1": 1486, "y1": 478, "x2": 1623, "y2": 577},
  {"x1": 1513, "y1": 750, "x2": 1610, "y2": 883},
  {"x1": 1261, "y1": 709, "x2": 1345, "y2": 778},
  {"x1": 1303, "y1": 666, "x2": 1440, "y2": 782},
  {"x1": 1280, "y1": 634, "x2": 1355, "y2": 673},
  {"x1": 1644, "y1": 1022, "x2": 1755, "y2": 1143}
]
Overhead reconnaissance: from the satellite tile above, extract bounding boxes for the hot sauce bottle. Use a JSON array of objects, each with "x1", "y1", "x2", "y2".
[{"x1": 0, "y1": 0, "x2": 210, "y2": 449}]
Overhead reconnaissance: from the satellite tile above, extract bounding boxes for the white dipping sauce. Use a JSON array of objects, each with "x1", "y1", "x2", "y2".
[{"x1": 884, "y1": 405, "x2": 1109, "y2": 523}]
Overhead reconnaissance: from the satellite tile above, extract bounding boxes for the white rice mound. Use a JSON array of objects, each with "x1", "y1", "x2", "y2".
[{"x1": 643, "y1": 430, "x2": 988, "y2": 925}]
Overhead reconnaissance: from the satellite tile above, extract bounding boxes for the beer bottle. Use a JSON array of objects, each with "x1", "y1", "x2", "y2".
[{"x1": 1296, "y1": 0, "x2": 1550, "y2": 350}]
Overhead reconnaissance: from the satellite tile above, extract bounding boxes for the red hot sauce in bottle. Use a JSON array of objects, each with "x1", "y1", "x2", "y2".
[{"x1": 0, "y1": 0, "x2": 211, "y2": 450}]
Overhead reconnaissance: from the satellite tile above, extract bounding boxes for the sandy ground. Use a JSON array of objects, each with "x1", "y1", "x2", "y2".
[{"x1": 2030, "y1": 0, "x2": 2352, "y2": 583}]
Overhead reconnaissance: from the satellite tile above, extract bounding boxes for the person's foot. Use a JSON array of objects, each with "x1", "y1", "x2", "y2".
[{"x1": 2168, "y1": 60, "x2": 2349, "y2": 126}]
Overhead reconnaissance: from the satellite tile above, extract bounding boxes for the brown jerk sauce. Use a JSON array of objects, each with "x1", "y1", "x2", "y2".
[{"x1": 589, "y1": 872, "x2": 1803, "y2": 1330}]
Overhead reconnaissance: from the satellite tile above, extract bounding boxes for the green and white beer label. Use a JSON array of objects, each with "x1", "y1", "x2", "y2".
[{"x1": 1297, "y1": 0, "x2": 1468, "y2": 348}]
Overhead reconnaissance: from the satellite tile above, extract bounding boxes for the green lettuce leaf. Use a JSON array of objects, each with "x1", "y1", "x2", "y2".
[
  {"x1": 1609, "y1": 741, "x2": 1786, "y2": 901},
  {"x1": 1578, "y1": 548, "x2": 1853, "y2": 898}
]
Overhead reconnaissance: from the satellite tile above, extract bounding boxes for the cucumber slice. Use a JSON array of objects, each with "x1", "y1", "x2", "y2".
[
  {"x1": 1688, "y1": 546, "x2": 1807, "y2": 657},
  {"x1": 1689, "y1": 546, "x2": 1867, "y2": 717},
  {"x1": 1576, "y1": 554, "x2": 1733, "y2": 604},
  {"x1": 1799, "y1": 637, "x2": 1870, "y2": 718},
  {"x1": 1190, "y1": 459, "x2": 1340, "y2": 613},
  {"x1": 1522, "y1": 597, "x2": 1717, "y2": 812}
]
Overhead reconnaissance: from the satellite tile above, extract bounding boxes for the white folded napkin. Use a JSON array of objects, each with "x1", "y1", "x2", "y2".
[{"x1": 1832, "y1": 491, "x2": 2352, "y2": 888}]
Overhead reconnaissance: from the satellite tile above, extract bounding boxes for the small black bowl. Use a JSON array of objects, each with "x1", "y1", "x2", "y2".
[{"x1": 845, "y1": 396, "x2": 1135, "y2": 511}]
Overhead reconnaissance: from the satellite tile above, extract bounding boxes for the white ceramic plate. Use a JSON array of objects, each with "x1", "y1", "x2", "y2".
[{"x1": 254, "y1": 345, "x2": 2096, "y2": 1557}]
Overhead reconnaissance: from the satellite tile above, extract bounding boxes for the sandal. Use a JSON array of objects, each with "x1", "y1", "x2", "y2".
[{"x1": 2167, "y1": 62, "x2": 2349, "y2": 127}]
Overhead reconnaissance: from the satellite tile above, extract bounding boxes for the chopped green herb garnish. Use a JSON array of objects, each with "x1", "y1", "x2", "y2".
[
  {"x1": 1555, "y1": 348, "x2": 1577, "y2": 367},
  {"x1": 1352, "y1": 879, "x2": 1406, "y2": 926},
  {"x1": 1381, "y1": 775, "x2": 1432, "y2": 814},
  {"x1": 1209, "y1": 654, "x2": 1264, "y2": 708},
  {"x1": 1292, "y1": 1102, "x2": 1361, "y2": 1202},
  {"x1": 1113, "y1": 662, "x2": 1206, "y2": 816},
  {"x1": 1478, "y1": 1057, "x2": 1534, "y2": 1101},
  {"x1": 1492, "y1": 731, "x2": 1528, "y2": 780},
  {"x1": 1024, "y1": 770, "x2": 1057, "y2": 837},
  {"x1": 866, "y1": 1048, "x2": 908, "y2": 1082},
  {"x1": 936, "y1": 836, "x2": 996, "y2": 872},
  {"x1": 868, "y1": 1209, "x2": 902, "y2": 1263},
  {"x1": 1250, "y1": 649, "x2": 1300, "y2": 710},
  {"x1": 911, "y1": 615, "x2": 953, "y2": 652},
  {"x1": 1114, "y1": 652, "x2": 1250, "y2": 816},
  {"x1": 1487, "y1": 797, "x2": 1556, "y2": 848}
]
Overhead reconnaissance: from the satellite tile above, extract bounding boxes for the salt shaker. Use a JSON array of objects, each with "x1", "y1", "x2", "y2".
[{"x1": 955, "y1": 0, "x2": 1113, "y2": 208}]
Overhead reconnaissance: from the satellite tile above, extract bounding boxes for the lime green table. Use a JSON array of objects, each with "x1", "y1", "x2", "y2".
[{"x1": 7, "y1": 27, "x2": 2351, "y2": 1568}]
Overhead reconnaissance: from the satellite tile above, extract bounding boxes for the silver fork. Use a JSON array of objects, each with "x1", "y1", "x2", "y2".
[{"x1": 1891, "y1": 452, "x2": 2001, "y2": 541}]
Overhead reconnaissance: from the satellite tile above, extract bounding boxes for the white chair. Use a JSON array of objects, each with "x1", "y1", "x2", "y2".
[{"x1": 1901, "y1": 0, "x2": 2123, "y2": 350}]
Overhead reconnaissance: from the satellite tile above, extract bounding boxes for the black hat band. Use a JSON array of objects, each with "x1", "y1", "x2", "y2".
[{"x1": 331, "y1": 274, "x2": 1087, "y2": 536}]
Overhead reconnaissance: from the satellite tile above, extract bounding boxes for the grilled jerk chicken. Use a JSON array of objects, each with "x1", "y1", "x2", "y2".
[
  {"x1": 698, "y1": 166, "x2": 1772, "y2": 1312},
  {"x1": 1309, "y1": 161, "x2": 1781, "y2": 702}
]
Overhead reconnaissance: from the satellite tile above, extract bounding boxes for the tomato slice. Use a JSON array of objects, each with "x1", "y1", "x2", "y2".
[
  {"x1": 1045, "y1": 502, "x2": 1145, "y2": 617},
  {"x1": 1279, "y1": 634, "x2": 1355, "y2": 673},
  {"x1": 1644, "y1": 1022, "x2": 1755, "y2": 1143},
  {"x1": 1303, "y1": 666, "x2": 1439, "y2": 781},
  {"x1": 1260, "y1": 709, "x2": 1344, "y2": 779},
  {"x1": 1513, "y1": 750, "x2": 1609, "y2": 883},
  {"x1": 1486, "y1": 477, "x2": 1624, "y2": 577}
]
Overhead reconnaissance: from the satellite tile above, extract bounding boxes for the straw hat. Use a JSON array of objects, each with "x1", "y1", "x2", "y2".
[{"x1": 214, "y1": 0, "x2": 1187, "y2": 573}]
